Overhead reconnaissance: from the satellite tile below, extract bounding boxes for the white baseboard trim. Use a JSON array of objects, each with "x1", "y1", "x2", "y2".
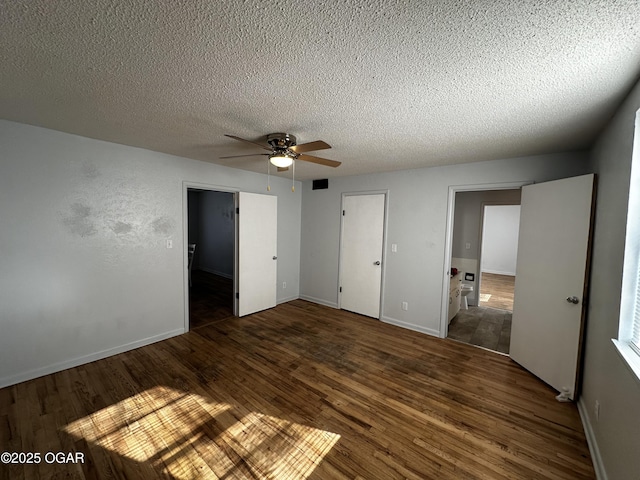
[
  {"x1": 380, "y1": 316, "x2": 440, "y2": 337},
  {"x1": 277, "y1": 295, "x2": 299, "y2": 304},
  {"x1": 481, "y1": 269, "x2": 516, "y2": 276},
  {"x1": 299, "y1": 295, "x2": 339, "y2": 309},
  {"x1": 198, "y1": 267, "x2": 233, "y2": 279},
  {"x1": 577, "y1": 397, "x2": 607, "y2": 480},
  {"x1": 0, "y1": 328, "x2": 185, "y2": 389}
]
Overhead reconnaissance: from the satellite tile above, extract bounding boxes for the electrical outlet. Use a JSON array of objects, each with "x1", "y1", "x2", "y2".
[
  {"x1": 402, "y1": 302, "x2": 408, "y2": 311},
  {"x1": 465, "y1": 242, "x2": 471, "y2": 250},
  {"x1": 166, "y1": 239, "x2": 173, "y2": 249},
  {"x1": 595, "y1": 400, "x2": 600, "y2": 421},
  {"x1": 283, "y1": 282, "x2": 286, "y2": 289},
  {"x1": 391, "y1": 244, "x2": 397, "y2": 252}
]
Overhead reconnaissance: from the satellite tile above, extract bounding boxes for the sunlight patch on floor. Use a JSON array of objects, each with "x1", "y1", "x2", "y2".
[{"x1": 64, "y1": 386, "x2": 340, "y2": 479}]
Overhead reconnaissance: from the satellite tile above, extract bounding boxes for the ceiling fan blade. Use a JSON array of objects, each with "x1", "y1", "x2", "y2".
[
  {"x1": 290, "y1": 140, "x2": 331, "y2": 154},
  {"x1": 297, "y1": 153, "x2": 342, "y2": 168},
  {"x1": 224, "y1": 134, "x2": 271, "y2": 151},
  {"x1": 219, "y1": 153, "x2": 270, "y2": 159}
]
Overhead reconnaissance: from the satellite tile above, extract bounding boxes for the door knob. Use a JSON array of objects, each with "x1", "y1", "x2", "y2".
[
  {"x1": 273, "y1": 256, "x2": 277, "y2": 260},
  {"x1": 566, "y1": 296, "x2": 580, "y2": 304},
  {"x1": 373, "y1": 261, "x2": 381, "y2": 265}
]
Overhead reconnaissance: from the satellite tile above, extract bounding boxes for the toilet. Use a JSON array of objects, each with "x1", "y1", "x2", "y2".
[{"x1": 461, "y1": 283, "x2": 473, "y2": 309}]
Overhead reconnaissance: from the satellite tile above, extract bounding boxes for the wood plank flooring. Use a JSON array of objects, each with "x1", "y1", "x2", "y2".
[
  {"x1": 189, "y1": 270, "x2": 234, "y2": 329},
  {"x1": 0, "y1": 300, "x2": 594, "y2": 479},
  {"x1": 479, "y1": 273, "x2": 515, "y2": 311}
]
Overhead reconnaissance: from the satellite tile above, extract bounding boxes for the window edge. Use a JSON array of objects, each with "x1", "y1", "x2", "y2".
[{"x1": 612, "y1": 338, "x2": 640, "y2": 385}]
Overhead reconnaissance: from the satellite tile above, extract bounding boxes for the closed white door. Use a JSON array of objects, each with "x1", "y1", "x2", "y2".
[
  {"x1": 340, "y1": 194, "x2": 385, "y2": 318},
  {"x1": 237, "y1": 192, "x2": 277, "y2": 317},
  {"x1": 510, "y1": 174, "x2": 595, "y2": 400}
]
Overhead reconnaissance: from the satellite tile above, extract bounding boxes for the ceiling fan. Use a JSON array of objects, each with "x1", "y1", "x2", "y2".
[{"x1": 221, "y1": 133, "x2": 341, "y2": 171}]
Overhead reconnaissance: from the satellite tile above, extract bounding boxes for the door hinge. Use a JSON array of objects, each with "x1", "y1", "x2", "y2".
[
  {"x1": 339, "y1": 286, "x2": 342, "y2": 293},
  {"x1": 236, "y1": 292, "x2": 239, "y2": 299},
  {"x1": 236, "y1": 207, "x2": 239, "y2": 214},
  {"x1": 342, "y1": 210, "x2": 345, "y2": 216}
]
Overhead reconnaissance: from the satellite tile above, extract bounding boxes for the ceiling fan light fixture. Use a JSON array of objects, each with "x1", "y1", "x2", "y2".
[
  {"x1": 224, "y1": 133, "x2": 340, "y2": 168},
  {"x1": 269, "y1": 153, "x2": 294, "y2": 168}
]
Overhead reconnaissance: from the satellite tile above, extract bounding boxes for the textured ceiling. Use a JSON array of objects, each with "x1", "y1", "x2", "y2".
[{"x1": 1, "y1": 1, "x2": 639, "y2": 180}]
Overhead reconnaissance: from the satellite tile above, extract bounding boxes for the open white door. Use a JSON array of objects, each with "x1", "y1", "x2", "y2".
[
  {"x1": 237, "y1": 192, "x2": 277, "y2": 317},
  {"x1": 510, "y1": 174, "x2": 595, "y2": 400},
  {"x1": 339, "y1": 194, "x2": 385, "y2": 318}
]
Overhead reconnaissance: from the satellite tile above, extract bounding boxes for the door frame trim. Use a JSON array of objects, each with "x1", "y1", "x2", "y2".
[
  {"x1": 338, "y1": 190, "x2": 390, "y2": 319},
  {"x1": 183, "y1": 181, "x2": 239, "y2": 332},
  {"x1": 440, "y1": 181, "x2": 530, "y2": 338}
]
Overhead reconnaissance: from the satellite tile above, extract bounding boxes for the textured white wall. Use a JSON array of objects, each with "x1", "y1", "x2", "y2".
[
  {"x1": 0, "y1": 120, "x2": 301, "y2": 387},
  {"x1": 480, "y1": 205, "x2": 521, "y2": 276},
  {"x1": 300, "y1": 152, "x2": 589, "y2": 336},
  {"x1": 582, "y1": 79, "x2": 640, "y2": 480}
]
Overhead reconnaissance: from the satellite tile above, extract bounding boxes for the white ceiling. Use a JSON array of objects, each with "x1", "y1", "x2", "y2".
[{"x1": 1, "y1": 1, "x2": 639, "y2": 180}]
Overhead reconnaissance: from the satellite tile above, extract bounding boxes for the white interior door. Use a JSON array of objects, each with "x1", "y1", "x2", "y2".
[
  {"x1": 237, "y1": 192, "x2": 277, "y2": 317},
  {"x1": 340, "y1": 194, "x2": 385, "y2": 318},
  {"x1": 510, "y1": 174, "x2": 595, "y2": 400}
]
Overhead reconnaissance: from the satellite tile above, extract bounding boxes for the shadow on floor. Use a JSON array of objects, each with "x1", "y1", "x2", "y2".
[
  {"x1": 448, "y1": 306, "x2": 511, "y2": 354},
  {"x1": 189, "y1": 270, "x2": 234, "y2": 329}
]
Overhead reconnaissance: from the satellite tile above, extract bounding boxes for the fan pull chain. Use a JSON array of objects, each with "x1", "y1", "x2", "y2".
[
  {"x1": 267, "y1": 159, "x2": 271, "y2": 191},
  {"x1": 292, "y1": 159, "x2": 295, "y2": 192}
]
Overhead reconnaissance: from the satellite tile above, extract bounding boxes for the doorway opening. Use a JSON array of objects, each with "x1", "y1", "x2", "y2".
[
  {"x1": 477, "y1": 204, "x2": 521, "y2": 312},
  {"x1": 187, "y1": 189, "x2": 236, "y2": 329},
  {"x1": 442, "y1": 186, "x2": 524, "y2": 354}
]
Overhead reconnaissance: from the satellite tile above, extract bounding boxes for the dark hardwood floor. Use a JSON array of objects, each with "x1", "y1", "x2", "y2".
[
  {"x1": 189, "y1": 270, "x2": 234, "y2": 329},
  {"x1": 0, "y1": 300, "x2": 594, "y2": 479}
]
